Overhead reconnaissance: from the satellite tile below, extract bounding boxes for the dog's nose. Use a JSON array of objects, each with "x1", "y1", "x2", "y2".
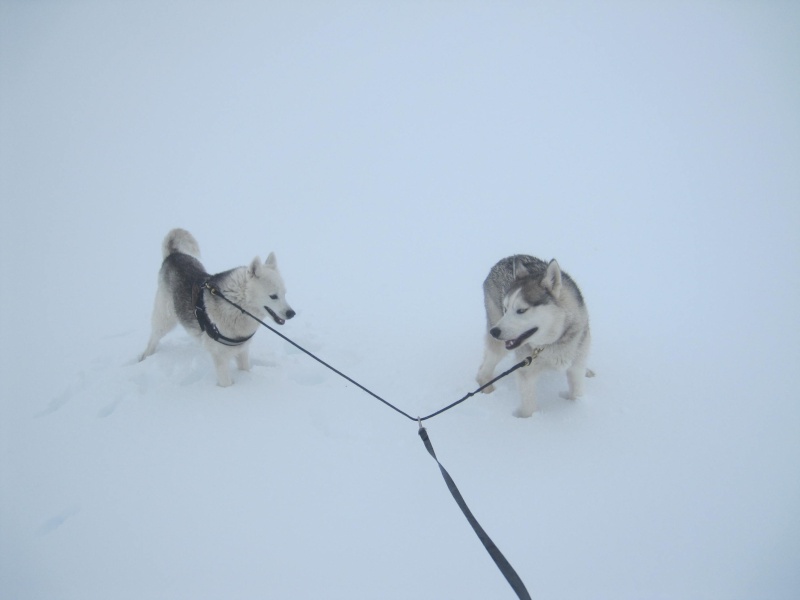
[
  {"x1": 490, "y1": 327, "x2": 501, "y2": 339},
  {"x1": 286, "y1": 309, "x2": 296, "y2": 320}
]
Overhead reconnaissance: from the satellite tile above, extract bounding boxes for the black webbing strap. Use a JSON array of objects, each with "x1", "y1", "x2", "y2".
[
  {"x1": 194, "y1": 283, "x2": 255, "y2": 347},
  {"x1": 418, "y1": 424, "x2": 532, "y2": 600}
]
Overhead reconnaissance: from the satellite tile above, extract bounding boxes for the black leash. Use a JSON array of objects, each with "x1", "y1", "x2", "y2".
[
  {"x1": 205, "y1": 282, "x2": 534, "y2": 598},
  {"x1": 419, "y1": 423, "x2": 532, "y2": 600}
]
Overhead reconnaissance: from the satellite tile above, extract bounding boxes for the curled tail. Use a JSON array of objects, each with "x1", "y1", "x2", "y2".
[{"x1": 162, "y1": 228, "x2": 201, "y2": 259}]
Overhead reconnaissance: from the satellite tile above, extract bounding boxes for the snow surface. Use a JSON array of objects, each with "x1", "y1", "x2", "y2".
[{"x1": 1, "y1": 2, "x2": 799, "y2": 599}]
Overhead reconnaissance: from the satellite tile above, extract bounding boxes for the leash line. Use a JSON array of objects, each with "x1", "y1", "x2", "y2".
[
  {"x1": 206, "y1": 283, "x2": 535, "y2": 423},
  {"x1": 418, "y1": 351, "x2": 539, "y2": 421},
  {"x1": 207, "y1": 284, "x2": 418, "y2": 421}
]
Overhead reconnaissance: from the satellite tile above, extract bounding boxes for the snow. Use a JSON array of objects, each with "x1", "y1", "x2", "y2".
[{"x1": 1, "y1": 2, "x2": 799, "y2": 598}]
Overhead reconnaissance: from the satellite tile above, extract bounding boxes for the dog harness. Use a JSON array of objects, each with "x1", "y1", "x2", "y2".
[{"x1": 194, "y1": 281, "x2": 255, "y2": 346}]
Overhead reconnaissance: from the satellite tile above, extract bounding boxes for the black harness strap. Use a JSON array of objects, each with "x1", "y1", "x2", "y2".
[
  {"x1": 418, "y1": 424, "x2": 532, "y2": 600},
  {"x1": 194, "y1": 282, "x2": 255, "y2": 347}
]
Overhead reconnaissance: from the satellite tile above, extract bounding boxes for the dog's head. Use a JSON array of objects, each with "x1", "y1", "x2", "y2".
[
  {"x1": 490, "y1": 259, "x2": 566, "y2": 349},
  {"x1": 247, "y1": 253, "x2": 295, "y2": 325}
]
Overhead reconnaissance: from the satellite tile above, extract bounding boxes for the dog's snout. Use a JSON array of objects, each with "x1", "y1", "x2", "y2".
[
  {"x1": 490, "y1": 327, "x2": 501, "y2": 339},
  {"x1": 286, "y1": 309, "x2": 296, "y2": 320}
]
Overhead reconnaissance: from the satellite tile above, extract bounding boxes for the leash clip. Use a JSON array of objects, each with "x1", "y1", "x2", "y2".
[{"x1": 527, "y1": 347, "x2": 543, "y2": 364}]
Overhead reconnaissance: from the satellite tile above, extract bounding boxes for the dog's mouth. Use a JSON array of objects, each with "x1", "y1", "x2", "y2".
[
  {"x1": 265, "y1": 306, "x2": 285, "y2": 325},
  {"x1": 505, "y1": 327, "x2": 538, "y2": 350}
]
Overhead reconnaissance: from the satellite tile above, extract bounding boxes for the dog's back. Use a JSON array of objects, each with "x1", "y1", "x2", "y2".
[{"x1": 158, "y1": 230, "x2": 208, "y2": 331}]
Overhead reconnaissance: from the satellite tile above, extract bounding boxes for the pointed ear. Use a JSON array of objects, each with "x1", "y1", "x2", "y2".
[
  {"x1": 248, "y1": 256, "x2": 262, "y2": 277},
  {"x1": 265, "y1": 252, "x2": 277, "y2": 269},
  {"x1": 514, "y1": 258, "x2": 529, "y2": 280},
  {"x1": 543, "y1": 259, "x2": 563, "y2": 295}
]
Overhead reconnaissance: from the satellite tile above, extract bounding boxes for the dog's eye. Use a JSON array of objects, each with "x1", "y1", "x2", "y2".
[
  {"x1": 269, "y1": 294, "x2": 278, "y2": 300},
  {"x1": 516, "y1": 308, "x2": 528, "y2": 314}
]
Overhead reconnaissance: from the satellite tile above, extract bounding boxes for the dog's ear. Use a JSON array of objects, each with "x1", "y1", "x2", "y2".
[
  {"x1": 265, "y1": 252, "x2": 277, "y2": 269},
  {"x1": 543, "y1": 259, "x2": 563, "y2": 296},
  {"x1": 514, "y1": 258, "x2": 529, "y2": 280},
  {"x1": 248, "y1": 256, "x2": 262, "y2": 277}
]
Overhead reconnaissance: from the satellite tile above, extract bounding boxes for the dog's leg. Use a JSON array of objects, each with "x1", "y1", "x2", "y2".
[
  {"x1": 235, "y1": 347, "x2": 251, "y2": 372},
  {"x1": 212, "y1": 352, "x2": 234, "y2": 387},
  {"x1": 139, "y1": 287, "x2": 177, "y2": 361},
  {"x1": 561, "y1": 335, "x2": 591, "y2": 400},
  {"x1": 561, "y1": 363, "x2": 585, "y2": 400},
  {"x1": 476, "y1": 333, "x2": 506, "y2": 393},
  {"x1": 514, "y1": 367, "x2": 539, "y2": 418}
]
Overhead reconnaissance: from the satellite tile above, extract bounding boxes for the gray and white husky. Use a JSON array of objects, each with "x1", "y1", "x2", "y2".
[
  {"x1": 139, "y1": 228, "x2": 295, "y2": 386},
  {"x1": 476, "y1": 255, "x2": 592, "y2": 417}
]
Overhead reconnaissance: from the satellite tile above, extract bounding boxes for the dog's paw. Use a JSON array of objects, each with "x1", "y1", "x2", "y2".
[
  {"x1": 513, "y1": 408, "x2": 535, "y2": 418},
  {"x1": 476, "y1": 374, "x2": 495, "y2": 394},
  {"x1": 559, "y1": 391, "x2": 579, "y2": 401}
]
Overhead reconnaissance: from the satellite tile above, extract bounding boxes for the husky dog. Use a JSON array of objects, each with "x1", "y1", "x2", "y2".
[
  {"x1": 139, "y1": 228, "x2": 295, "y2": 386},
  {"x1": 476, "y1": 255, "x2": 592, "y2": 417}
]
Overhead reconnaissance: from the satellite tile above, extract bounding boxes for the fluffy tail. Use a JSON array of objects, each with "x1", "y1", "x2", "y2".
[{"x1": 162, "y1": 228, "x2": 201, "y2": 259}]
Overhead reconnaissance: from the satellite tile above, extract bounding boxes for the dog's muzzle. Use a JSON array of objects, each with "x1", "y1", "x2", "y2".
[
  {"x1": 491, "y1": 326, "x2": 538, "y2": 350},
  {"x1": 265, "y1": 306, "x2": 295, "y2": 325}
]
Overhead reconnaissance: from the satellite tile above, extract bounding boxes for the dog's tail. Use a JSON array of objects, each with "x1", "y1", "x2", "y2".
[{"x1": 162, "y1": 228, "x2": 201, "y2": 259}]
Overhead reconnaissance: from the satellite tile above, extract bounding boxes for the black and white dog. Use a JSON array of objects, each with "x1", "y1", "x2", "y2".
[
  {"x1": 476, "y1": 255, "x2": 592, "y2": 417},
  {"x1": 139, "y1": 228, "x2": 295, "y2": 386}
]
